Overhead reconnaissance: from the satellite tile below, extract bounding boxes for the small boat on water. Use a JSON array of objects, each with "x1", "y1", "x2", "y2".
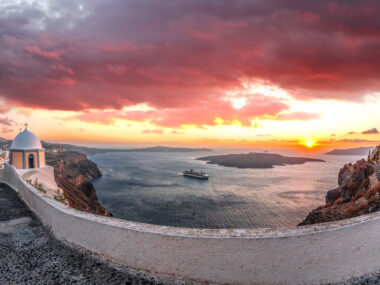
[{"x1": 183, "y1": 169, "x2": 209, "y2": 179}]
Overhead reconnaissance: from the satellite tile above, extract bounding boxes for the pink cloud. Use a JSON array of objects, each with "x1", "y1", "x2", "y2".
[
  {"x1": 0, "y1": 0, "x2": 379, "y2": 124},
  {"x1": 171, "y1": 130, "x2": 184, "y2": 135},
  {"x1": 298, "y1": 11, "x2": 320, "y2": 23},
  {"x1": 51, "y1": 64, "x2": 74, "y2": 75},
  {"x1": 107, "y1": 64, "x2": 129, "y2": 75},
  {"x1": 0, "y1": 106, "x2": 10, "y2": 114},
  {"x1": 47, "y1": 77, "x2": 76, "y2": 86},
  {"x1": 63, "y1": 112, "x2": 116, "y2": 125},
  {"x1": 64, "y1": 94, "x2": 288, "y2": 128},
  {"x1": 1, "y1": 127, "x2": 13, "y2": 133},
  {"x1": 141, "y1": 129, "x2": 164, "y2": 134},
  {"x1": 25, "y1": 46, "x2": 63, "y2": 61},
  {"x1": 149, "y1": 97, "x2": 288, "y2": 127},
  {"x1": 274, "y1": 112, "x2": 321, "y2": 121},
  {"x1": 100, "y1": 42, "x2": 139, "y2": 52},
  {"x1": 0, "y1": 117, "x2": 13, "y2": 126}
]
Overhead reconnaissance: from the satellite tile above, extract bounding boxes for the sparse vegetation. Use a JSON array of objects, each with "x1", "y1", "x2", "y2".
[
  {"x1": 73, "y1": 198, "x2": 80, "y2": 210},
  {"x1": 53, "y1": 189, "x2": 68, "y2": 205},
  {"x1": 26, "y1": 178, "x2": 46, "y2": 194}
]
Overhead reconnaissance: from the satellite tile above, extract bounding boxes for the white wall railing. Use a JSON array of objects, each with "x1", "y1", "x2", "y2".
[{"x1": 1, "y1": 162, "x2": 380, "y2": 285}]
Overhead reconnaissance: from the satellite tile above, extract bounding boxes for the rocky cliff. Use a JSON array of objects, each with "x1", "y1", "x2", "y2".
[
  {"x1": 45, "y1": 151, "x2": 111, "y2": 216},
  {"x1": 299, "y1": 155, "x2": 380, "y2": 226}
]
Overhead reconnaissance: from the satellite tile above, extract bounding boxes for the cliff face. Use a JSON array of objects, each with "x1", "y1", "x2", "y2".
[
  {"x1": 45, "y1": 151, "x2": 111, "y2": 216},
  {"x1": 299, "y1": 158, "x2": 380, "y2": 226}
]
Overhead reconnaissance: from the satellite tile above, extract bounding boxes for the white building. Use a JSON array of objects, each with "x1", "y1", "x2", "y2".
[
  {"x1": 8, "y1": 124, "x2": 61, "y2": 198},
  {"x1": 9, "y1": 124, "x2": 46, "y2": 169}
]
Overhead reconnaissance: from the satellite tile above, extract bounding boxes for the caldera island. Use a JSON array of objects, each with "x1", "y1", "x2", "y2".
[{"x1": 197, "y1": 152, "x2": 325, "y2": 169}]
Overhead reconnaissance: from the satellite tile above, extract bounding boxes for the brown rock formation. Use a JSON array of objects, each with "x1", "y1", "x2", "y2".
[
  {"x1": 45, "y1": 151, "x2": 111, "y2": 216},
  {"x1": 299, "y1": 158, "x2": 380, "y2": 226}
]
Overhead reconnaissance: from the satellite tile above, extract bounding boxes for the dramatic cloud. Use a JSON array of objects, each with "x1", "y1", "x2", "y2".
[
  {"x1": 347, "y1": 131, "x2": 358, "y2": 135},
  {"x1": 1, "y1": 0, "x2": 380, "y2": 126},
  {"x1": 362, "y1": 128, "x2": 379, "y2": 134},
  {"x1": 64, "y1": 95, "x2": 288, "y2": 127}
]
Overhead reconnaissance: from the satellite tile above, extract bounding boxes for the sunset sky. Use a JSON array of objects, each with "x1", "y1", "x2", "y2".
[{"x1": 0, "y1": 0, "x2": 380, "y2": 151}]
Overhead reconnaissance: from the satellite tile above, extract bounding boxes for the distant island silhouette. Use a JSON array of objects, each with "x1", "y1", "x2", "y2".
[
  {"x1": 325, "y1": 146, "x2": 374, "y2": 156},
  {"x1": 42, "y1": 143, "x2": 212, "y2": 155},
  {"x1": 198, "y1": 152, "x2": 325, "y2": 169}
]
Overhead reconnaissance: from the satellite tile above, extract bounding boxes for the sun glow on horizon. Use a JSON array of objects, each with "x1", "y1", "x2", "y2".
[{"x1": 306, "y1": 140, "x2": 315, "y2": 148}]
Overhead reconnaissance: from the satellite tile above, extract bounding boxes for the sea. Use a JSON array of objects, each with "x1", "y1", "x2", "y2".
[{"x1": 90, "y1": 149, "x2": 366, "y2": 229}]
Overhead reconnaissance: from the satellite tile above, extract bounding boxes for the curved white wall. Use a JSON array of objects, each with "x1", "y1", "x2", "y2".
[{"x1": 2, "y1": 163, "x2": 380, "y2": 285}]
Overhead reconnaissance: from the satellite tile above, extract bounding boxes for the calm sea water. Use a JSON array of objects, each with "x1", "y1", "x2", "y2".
[{"x1": 90, "y1": 150, "x2": 365, "y2": 229}]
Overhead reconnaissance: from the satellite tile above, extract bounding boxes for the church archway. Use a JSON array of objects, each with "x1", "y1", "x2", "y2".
[{"x1": 28, "y1": 154, "x2": 35, "y2": 169}]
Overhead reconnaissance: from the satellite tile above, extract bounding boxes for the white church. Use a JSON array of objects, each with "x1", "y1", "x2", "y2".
[
  {"x1": 8, "y1": 124, "x2": 61, "y2": 198},
  {"x1": 9, "y1": 123, "x2": 46, "y2": 169}
]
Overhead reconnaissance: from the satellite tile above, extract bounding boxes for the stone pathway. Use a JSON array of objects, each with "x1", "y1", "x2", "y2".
[{"x1": 0, "y1": 183, "x2": 194, "y2": 285}]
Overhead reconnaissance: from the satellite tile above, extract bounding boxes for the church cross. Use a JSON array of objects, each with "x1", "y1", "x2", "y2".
[{"x1": 24, "y1": 122, "x2": 28, "y2": 130}]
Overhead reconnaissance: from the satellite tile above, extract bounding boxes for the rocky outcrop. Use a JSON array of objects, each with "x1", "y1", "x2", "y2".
[
  {"x1": 45, "y1": 151, "x2": 111, "y2": 216},
  {"x1": 299, "y1": 158, "x2": 380, "y2": 226},
  {"x1": 325, "y1": 188, "x2": 341, "y2": 205}
]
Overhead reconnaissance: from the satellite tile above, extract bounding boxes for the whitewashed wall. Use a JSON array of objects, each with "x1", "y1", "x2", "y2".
[
  {"x1": 2, "y1": 162, "x2": 380, "y2": 285},
  {"x1": 0, "y1": 168, "x2": 5, "y2": 181}
]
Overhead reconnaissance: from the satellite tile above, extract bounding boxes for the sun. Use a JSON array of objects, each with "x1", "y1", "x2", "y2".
[{"x1": 306, "y1": 140, "x2": 314, "y2": 148}]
